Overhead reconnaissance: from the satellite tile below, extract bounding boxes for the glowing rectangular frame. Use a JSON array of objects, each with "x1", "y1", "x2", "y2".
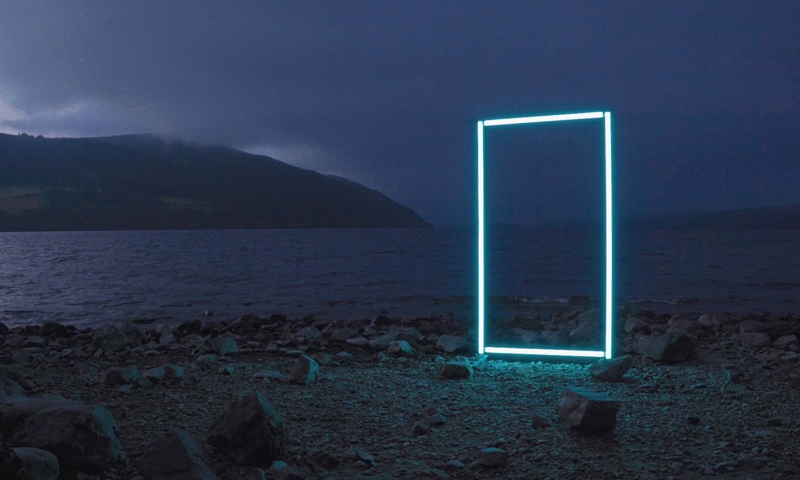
[{"x1": 477, "y1": 111, "x2": 613, "y2": 359}]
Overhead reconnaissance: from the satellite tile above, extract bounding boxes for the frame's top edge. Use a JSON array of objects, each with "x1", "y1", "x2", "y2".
[{"x1": 482, "y1": 111, "x2": 605, "y2": 127}]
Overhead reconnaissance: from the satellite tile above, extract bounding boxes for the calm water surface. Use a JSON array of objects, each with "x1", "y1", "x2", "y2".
[{"x1": 0, "y1": 228, "x2": 797, "y2": 327}]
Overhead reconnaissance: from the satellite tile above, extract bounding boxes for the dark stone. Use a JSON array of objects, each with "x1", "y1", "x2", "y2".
[
  {"x1": 477, "y1": 447, "x2": 508, "y2": 467},
  {"x1": 307, "y1": 447, "x2": 340, "y2": 469},
  {"x1": 439, "y1": 356, "x2": 473, "y2": 379},
  {"x1": 558, "y1": 386, "x2": 620, "y2": 434},
  {"x1": 39, "y1": 322, "x2": 73, "y2": 338},
  {"x1": 288, "y1": 355, "x2": 319, "y2": 385},
  {"x1": 589, "y1": 355, "x2": 633, "y2": 381},
  {"x1": 0, "y1": 446, "x2": 24, "y2": 480},
  {"x1": 177, "y1": 319, "x2": 202, "y2": 334},
  {"x1": 136, "y1": 428, "x2": 219, "y2": 480},
  {"x1": 209, "y1": 335, "x2": 239, "y2": 355},
  {"x1": 436, "y1": 335, "x2": 470, "y2": 353},
  {"x1": 12, "y1": 447, "x2": 59, "y2": 480},
  {"x1": 10, "y1": 403, "x2": 124, "y2": 469},
  {"x1": 642, "y1": 331, "x2": 694, "y2": 362},
  {"x1": 206, "y1": 392, "x2": 286, "y2": 467}
]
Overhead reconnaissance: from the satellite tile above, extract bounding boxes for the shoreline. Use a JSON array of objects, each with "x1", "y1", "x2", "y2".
[{"x1": 2, "y1": 310, "x2": 800, "y2": 479}]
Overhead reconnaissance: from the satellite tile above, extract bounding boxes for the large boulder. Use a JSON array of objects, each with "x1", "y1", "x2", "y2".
[
  {"x1": 10, "y1": 403, "x2": 124, "y2": 469},
  {"x1": 206, "y1": 392, "x2": 286, "y2": 467},
  {"x1": 136, "y1": 429, "x2": 219, "y2": 480}
]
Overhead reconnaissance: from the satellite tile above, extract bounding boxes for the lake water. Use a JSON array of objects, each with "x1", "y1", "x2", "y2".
[{"x1": 0, "y1": 227, "x2": 797, "y2": 328}]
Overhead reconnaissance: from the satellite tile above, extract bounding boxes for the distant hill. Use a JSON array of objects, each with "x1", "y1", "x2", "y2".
[
  {"x1": 624, "y1": 205, "x2": 800, "y2": 230},
  {"x1": 0, "y1": 133, "x2": 431, "y2": 231}
]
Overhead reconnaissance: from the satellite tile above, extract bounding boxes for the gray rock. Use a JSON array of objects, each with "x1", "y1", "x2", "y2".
[
  {"x1": 739, "y1": 332, "x2": 771, "y2": 348},
  {"x1": 589, "y1": 355, "x2": 633, "y2": 381},
  {"x1": 93, "y1": 323, "x2": 142, "y2": 353},
  {"x1": 10, "y1": 403, "x2": 124, "y2": 469},
  {"x1": 136, "y1": 428, "x2": 219, "y2": 480},
  {"x1": 642, "y1": 331, "x2": 694, "y2": 362},
  {"x1": 738, "y1": 319, "x2": 767, "y2": 333},
  {"x1": 477, "y1": 447, "x2": 508, "y2": 467},
  {"x1": 209, "y1": 336, "x2": 239, "y2": 355},
  {"x1": 196, "y1": 353, "x2": 218, "y2": 364},
  {"x1": 157, "y1": 325, "x2": 177, "y2": 345},
  {"x1": 667, "y1": 315, "x2": 695, "y2": 332},
  {"x1": 4, "y1": 334, "x2": 25, "y2": 348},
  {"x1": 310, "y1": 352, "x2": 334, "y2": 365},
  {"x1": 12, "y1": 447, "x2": 59, "y2": 480},
  {"x1": 436, "y1": 335, "x2": 470, "y2": 353},
  {"x1": 345, "y1": 336, "x2": 369, "y2": 346},
  {"x1": 288, "y1": 355, "x2": 319, "y2": 385},
  {"x1": 206, "y1": 391, "x2": 286, "y2": 467},
  {"x1": 568, "y1": 323, "x2": 597, "y2": 344},
  {"x1": 772, "y1": 334, "x2": 798, "y2": 349},
  {"x1": 386, "y1": 340, "x2": 416, "y2": 356},
  {"x1": 25, "y1": 335, "x2": 45, "y2": 346},
  {"x1": 296, "y1": 326, "x2": 322, "y2": 343},
  {"x1": 558, "y1": 386, "x2": 620, "y2": 434},
  {"x1": 623, "y1": 317, "x2": 651, "y2": 334},
  {"x1": 330, "y1": 327, "x2": 359, "y2": 342},
  {"x1": 439, "y1": 356, "x2": 473, "y2": 379},
  {"x1": 368, "y1": 333, "x2": 397, "y2": 349}
]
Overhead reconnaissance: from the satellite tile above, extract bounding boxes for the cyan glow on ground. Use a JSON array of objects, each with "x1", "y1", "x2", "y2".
[{"x1": 477, "y1": 111, "x2": 613, "y2": 359}]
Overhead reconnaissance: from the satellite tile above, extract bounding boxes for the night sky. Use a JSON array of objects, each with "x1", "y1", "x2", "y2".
[{"x1": 0, "y1": 1, "x2": 797, "y2": 225}]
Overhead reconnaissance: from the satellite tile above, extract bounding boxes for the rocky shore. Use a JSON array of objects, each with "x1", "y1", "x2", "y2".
[{"x1": 2, "y1": 308, "x2": 800, "y2": 479}]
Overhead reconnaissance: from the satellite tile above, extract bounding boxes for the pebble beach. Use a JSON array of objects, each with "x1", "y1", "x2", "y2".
[{"x1": 2, "y1": 308, "x2": 800, "y2": 479}]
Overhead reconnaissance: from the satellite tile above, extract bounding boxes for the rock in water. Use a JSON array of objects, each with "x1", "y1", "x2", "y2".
[
  {"x1": 642, "y1": 331, "x2": 694, "y2": 362},
  {"x1": 288, "y1": 355, "x2": 320, "y2": 385},
  {"x1": 12, "y1": 447, "x2": 59, "y2": 480},
  {"x1": 439, "y1": 356, "x2": 473, "y2": 379},
  {"x1": 206, "y1": 391, "x2": 286, "y2": 466},
  {"x1": 558, "y1": 386, "x2": 620, "y2": 434},
  {"x1": 589, "y1": 355, "x2": 633, "y2": 381},
  {"x1": 10, "y1": 404, "x2": 124, "y2": 469},
  {"x1": 136, "y1": 429, "x2": 219, "y2": 480}
]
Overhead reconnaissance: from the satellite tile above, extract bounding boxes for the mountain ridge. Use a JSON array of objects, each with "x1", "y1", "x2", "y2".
[{"x1": 0, "y1": 133, "x2": 432, "y2": 231}]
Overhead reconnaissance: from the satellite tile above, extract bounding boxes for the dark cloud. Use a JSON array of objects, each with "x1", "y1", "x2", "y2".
[{"x1": 0, "y1": 1, "x2": 798, "y2": 224}]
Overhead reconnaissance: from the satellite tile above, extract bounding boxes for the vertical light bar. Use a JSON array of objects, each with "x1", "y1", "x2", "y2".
[
  {"x1": 477, "y1": 121, "x2": 485, "y2": 354},
  {"x1": 604, "y1": 112, "x2": 613, "y2": 359}
]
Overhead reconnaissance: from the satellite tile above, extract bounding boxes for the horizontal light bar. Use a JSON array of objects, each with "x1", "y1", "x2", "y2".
[
  {"x1": 484, "y1": 347, "x2": 606, "y2": 358},
  {"x1": 482, "y1": 111, "x2": 605, "y2": 127}
]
